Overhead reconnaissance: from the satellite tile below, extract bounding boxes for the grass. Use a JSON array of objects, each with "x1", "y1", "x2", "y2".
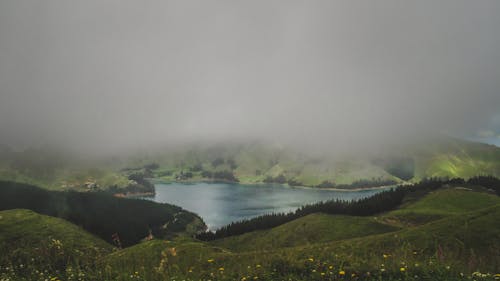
[
  {"x1": 0, "y1": 166, "x2": 131, "y2": 191},
  {"x1": 0, "y1": 209, "x2": 112, "y2": 254},
  {"x1": 0, "y1": 209, "x2": 113, "y2": 280},
  {"x1": 382, "y1": 188, "x2": 500, "y2": 226},
  {"x1": 211, "y1": 213, "x2": 400, "y2": 251}
]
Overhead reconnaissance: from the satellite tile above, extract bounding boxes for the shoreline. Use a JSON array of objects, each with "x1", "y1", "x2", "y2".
[
  {"x1": 113, "y1": 191, "x2": 155, "y2": 198},
  {"x1": 151, "y1": 178, "x2": 402, "y2": 192}
]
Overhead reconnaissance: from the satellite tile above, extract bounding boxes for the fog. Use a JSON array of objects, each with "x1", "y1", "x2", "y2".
[{"x1": 1, "y1": 1, "x2": 500, "y2": 156}]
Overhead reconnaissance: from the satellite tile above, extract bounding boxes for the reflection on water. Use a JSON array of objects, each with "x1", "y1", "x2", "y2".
[{"x1": 148, "y1": 181, "x2": 391, "y2": 230}]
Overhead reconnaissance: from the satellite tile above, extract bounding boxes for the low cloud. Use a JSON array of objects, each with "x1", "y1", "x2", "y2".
[{"x1": 1, "y1": 1, "x2": 499, "y2": 155}]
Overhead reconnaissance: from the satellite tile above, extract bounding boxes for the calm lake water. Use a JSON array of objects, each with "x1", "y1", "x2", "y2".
[{"x1": 148, "y1": 181, "x2": 392, "y2": 230}]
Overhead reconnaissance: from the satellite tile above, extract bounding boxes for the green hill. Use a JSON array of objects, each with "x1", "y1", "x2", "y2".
[
  {"x1": 211, "y1": 213, "x2": 400, "y2": 251},
  {"x1": 379, "y1": 188, "x2": 500, "y2": 227},
  {"x1": 1, "y1": 137, "x2": 499, "y2": 191},
  {"x1": 412, "y1": 137, "x2": 500, "y2": 180},
  {"x1": 146, "y1": 137, "x2": 500, "y2": 187},
  {"x1": 0, "y1": 209, "x2": 113, "y2": 276}
]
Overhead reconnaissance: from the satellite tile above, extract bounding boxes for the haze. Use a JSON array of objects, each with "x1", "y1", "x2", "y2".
[{"x1": 1, "y1": 1, "x2": 500, "y2": 155}]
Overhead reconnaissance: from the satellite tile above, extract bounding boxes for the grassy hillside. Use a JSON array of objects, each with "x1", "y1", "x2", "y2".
[
  {"x1": 381, "y1": 188, "x2": 500, "y2": 226},
  {"x1": 210, "y1": 213, "x2": 400, "y2": 251},
  {"x1": 0, "y1": 209, "x2": 113, "y2": 279},
  {"x1": 412, "y1": 137, "x2": 500, "y2": 180}
]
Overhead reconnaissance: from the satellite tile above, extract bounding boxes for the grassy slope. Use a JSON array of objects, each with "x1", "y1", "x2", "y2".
[
  {"x1": 211, "y1": 213, "x2": 400, "y2": 251},
  {"x1": 313, "y1": 205, "x2": 500, "y2": 271},
  {"x1": 0, "y1": 165, "x2": 131, "y2": 191},
  {"x1": 0, "y1": 209, "x2": 113, "y2": 265},
  {"x1": 381, "y1": 188, "x2": 500, "y2": 226},
  {"x1": 412, "y1": 138, "x2": 500, "y2": 180}
]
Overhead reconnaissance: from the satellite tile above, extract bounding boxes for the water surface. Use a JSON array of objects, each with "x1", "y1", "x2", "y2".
[{"x1": 149, "y1": 181, "x2": 391, "y2": 230}]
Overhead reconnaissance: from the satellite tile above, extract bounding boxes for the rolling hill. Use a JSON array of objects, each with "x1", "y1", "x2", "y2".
[
  {"x1": 1, "y1": 182, "x2": 499, "y2": 280},
  {"x1": 0, "y1": 208, "x2": 113, "y2": 278},
  {"x1": 145, "y1": 137, "x2": 500, "y2": 188},
  {"x1": 1, "y1": 137, "x2": 499, "y2": 191}
]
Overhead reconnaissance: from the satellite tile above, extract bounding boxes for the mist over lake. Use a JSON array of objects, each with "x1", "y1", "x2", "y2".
[{"x1": 148, "y1": 182, "x2": 391, "y2": 230}]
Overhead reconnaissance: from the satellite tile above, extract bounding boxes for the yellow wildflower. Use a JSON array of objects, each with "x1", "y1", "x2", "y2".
[
  {"x1": 329, "y1": 265, "x2": 334, "y2": 270},
  {"x1": 400, "y1": 267, "x2": 406, "y2": 272},
  {"x1": 339, "y1": 270, "x2": 345, "y2": 276},
  {"x1": 169, "y1": 247, "x2": 177, "y2": 256},
  {"x1": 219, "y1": 267, "x2": 224, "y2": 271},
  {"x1": 207, "y1": 259, "x2": 214, "y2": 263}
]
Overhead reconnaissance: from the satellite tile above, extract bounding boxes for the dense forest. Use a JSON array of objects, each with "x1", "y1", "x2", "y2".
[
  {"x1": 197, "y1": 176, "x2": 500, "y2": 240},
  {"x1": 0, "y1": 181, "x2": 204, "y2": 246}
]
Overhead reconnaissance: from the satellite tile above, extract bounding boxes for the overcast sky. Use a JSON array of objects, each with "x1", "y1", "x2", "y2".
[{"x1": 1, "y1": 1, "x2": 499, "y2": 154}]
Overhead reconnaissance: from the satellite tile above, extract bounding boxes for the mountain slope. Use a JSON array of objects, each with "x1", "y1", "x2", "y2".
[{"x1": 148, "y1": 137, "x2": 500, "y2": 187}]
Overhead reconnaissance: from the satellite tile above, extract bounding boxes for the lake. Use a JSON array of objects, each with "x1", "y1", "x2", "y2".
[{"x1": 148, "y1": 181, "x2": 392, "y2": 230}]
